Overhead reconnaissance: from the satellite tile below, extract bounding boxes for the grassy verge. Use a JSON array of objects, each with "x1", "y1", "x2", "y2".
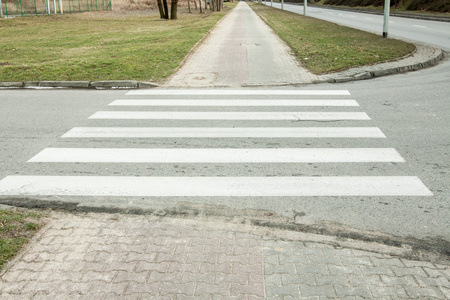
[
  {"x1": 0, "y1": 209, "x2": 47, "y2": 270},
  {"x1": 0, "y1": 5, "x2": 235, "y2": 83},
  {"x1": 250, "y1": 3, "x2": 416, "y2": 74}
]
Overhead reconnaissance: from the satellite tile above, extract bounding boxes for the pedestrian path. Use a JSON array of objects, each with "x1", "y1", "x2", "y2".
[
  {"x1": 165, "y1": 2, "x2": 317, "y2": 87},
  {"x1": 0, "y1": 89, "x2": 432, "y2": 199},
  {"x1": 1, "y1": 212, "x2": 449, "y2": 299}
]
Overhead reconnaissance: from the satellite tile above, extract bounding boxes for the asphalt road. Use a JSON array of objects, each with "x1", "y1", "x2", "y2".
[
  {"x1": 264, "y1": 2, "x2": 450, "y2": 51},
  {"x1": 0, "y1": 5, "x2": 448, "y2": 250},
  {"x1": 0, "y1": 67, "x2": 448, "y2": 245}
]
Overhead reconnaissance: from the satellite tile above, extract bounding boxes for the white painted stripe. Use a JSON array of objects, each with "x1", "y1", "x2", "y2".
[
  {"x1": 0, "y1": 176, "x2": 432, "y2": 196},
  {"x1": 109, "y1": 99, "x2": 360, "y2": 107},
  {"x1": 413, "y1": 25, "x2": 426, "y2": 28},
  {"x1": 28, "y1": 148, "x2": 405, "y2": 163},
  {"x1": 126, "y1": 90, "x2": 351, "y2": 96},
  {"x1": 62, "y1": 127, "x2": 386, "y2": 138},
  {"x1": 88, "y1": 111, "x2": 371, "y2": 121}
]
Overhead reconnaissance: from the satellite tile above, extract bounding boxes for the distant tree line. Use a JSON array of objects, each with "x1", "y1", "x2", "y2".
[{"x1": 157, "y1": 0, "x2": 226, "y2": 19}]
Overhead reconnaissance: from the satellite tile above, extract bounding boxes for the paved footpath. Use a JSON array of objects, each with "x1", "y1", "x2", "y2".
[
  {"x1": 165, "y1": 2, "x2": 317, "y2": 88},
  {"x1": 1, "y1": 212, "x2": 449, "y2": 299}
]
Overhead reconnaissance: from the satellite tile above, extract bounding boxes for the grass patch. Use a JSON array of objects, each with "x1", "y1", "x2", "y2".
[
  {"x1": 0, "y1": 6, "x2": 234, "y2": 83},
  {"x1": 250, "y1": 3, "x2": 416, "y2": 74},
  {"x1": 0, "y1": 209, "x2": 47, "y2": 270}
]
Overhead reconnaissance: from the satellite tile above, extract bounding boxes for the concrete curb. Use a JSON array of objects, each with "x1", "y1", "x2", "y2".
[
  {"x1": 314, "y1": 43, "x2": 444, "y2": 84},
  {"x1": 0, "y1": 80, "x2": 159, "y2": 89}
]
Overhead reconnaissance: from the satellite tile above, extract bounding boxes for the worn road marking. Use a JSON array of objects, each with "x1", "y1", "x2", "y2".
[
  {"x1": 109, "y1": 99, "x2": 360, "y2": 107},
  {"x1": 126, "y1": 90, "x2": 351, "y2": 96},
  {"x1": 88, "y1": 111, "x2": 371, "y2": 121},
  {"x1": 62, "y1": 127, "x2": 386, "y2": 138},
  {"x1": 28, "y1": 148, "x2": 404, "y2": 163},
  {"x1": 0, "y1": 176, "x2": 432, "y2": 196}
]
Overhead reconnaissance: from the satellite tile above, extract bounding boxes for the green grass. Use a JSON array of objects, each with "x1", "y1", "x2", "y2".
[
  {"x1": 0, "y1": 209, "x2": 47, "y2": 270},
  {"x1": 250, "y1": 3, "x2": 416, "y2": 74},
  {"x1": 0, "y1": 7, "x2": 233, "y2": 83}
]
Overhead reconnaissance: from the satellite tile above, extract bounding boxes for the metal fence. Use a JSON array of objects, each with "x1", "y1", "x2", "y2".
[{"x1": 1, "y1": 0, "x2": 112, "y2": 17}]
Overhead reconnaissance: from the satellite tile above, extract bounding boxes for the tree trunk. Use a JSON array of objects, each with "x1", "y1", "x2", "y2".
[
  {"x1": 187, "y1": 0, "x2": 191, "y2": 13},
  {"x1": 171, "y1": 0, "x2": 178, "y2": 19},
  {"x1": 162, "y1": 0, "x2": 169, "y2": 19},
  {"x1": 157, "y1": 0, "x2": 165, "y2": 18},
  {"x1": 194, "y1": 0, "x2": 197, "y2": 10},
  {"x1": 199, "y1": 0, "x2": 202, "y2": 13}
]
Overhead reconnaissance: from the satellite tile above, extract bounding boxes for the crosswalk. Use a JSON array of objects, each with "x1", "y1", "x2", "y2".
[{"x1": 0, "y1": 89, "x2": 433, "y2": 198}]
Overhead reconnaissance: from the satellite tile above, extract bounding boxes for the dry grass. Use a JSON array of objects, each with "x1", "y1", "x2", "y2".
[{"x1": 0, "y1": 3, "x2": 234, "y2": 82}]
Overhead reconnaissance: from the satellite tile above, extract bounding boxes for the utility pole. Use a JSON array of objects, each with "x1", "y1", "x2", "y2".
[
  {"x1": 383, "y1": 0, "x2": 390, "y2": 38},
  {"x1": 304, "y1": 0, "x2": 307, "y2": 16}
]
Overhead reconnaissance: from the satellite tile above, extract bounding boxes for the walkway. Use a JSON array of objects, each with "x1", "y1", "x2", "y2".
[{"x1": 165, "y1": 2, "x2": 317, "y2": 87}]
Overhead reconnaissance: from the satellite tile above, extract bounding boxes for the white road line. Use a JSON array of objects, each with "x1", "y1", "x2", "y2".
[
  {"x1": 28, "y1": 148, "x2": 405, "y2": 163},
  {"x1": 126, "y1": 90, "x2": 351, "y2": 96},
  {"x1": 88, "y1": 111, "x2": 371, "y2": 121},
  {"x1": 413, "y1": 25, "x2": 426, "y2": 28},
  {"x1": 62, "y1": 127, "x2": 386, "y2": 138},
  {"x1": 0, "y1": 176, "x2": 432, "y2": 196},
  {"x1": 109, "y1": 99, "x2": 360, "y2": 107}
]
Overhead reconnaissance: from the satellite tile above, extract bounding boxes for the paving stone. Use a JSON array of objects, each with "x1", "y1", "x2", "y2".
[
  {"x1": 55, "y1": 281, "x2": 92, "y2": 294},
  {"x1": 266, "y1": 285, "x2": 300, "y2": 298},
  {"x1": 338, "y1": 255, "x2": 373, "y2": 267},
  {"x1": 194, "y1": 282, "x2": 230, "y2": 296},
  {"x1": 160, "y1": 282, "x2": 195, "y2": 296},
  {"x1": 147, "y1": 271, "x2": 182, "y2": 284},
  {"x1": 347, "y1": 274, "x2": 383, "y2": 287},
  {"x1": 299, "y1": 284, "x2": 336, "y2": 297},
  {"x1": 295, "y1": 264, "x2": 329, "y2": 275},
  {"x1": 230, "y1": 283, "x2": 265, "y2": 297},
  {"x1": 369, "y1": 286, "x2": 408, "y2": 298},
  {"x1": 200, "y1": 262, "x2": 232, "y2": 274},
  {"x1": 265, "y1": 263, "x2": 296, "y2": 275},
  {"x1": 438, "y1": 286, "x2": 450, "y2": 299},
  {"x1": 328, "y1": 265, "x2": 362, "y2": 276},
  {"x1": 279, "y1": 254, "x2": 312, "y2": 266},
  {"x1": 281, "y1": 274, "x2": 316, "y2": 286},
  {"x1": 414, "y1": 275, "x2": 450, "y2": 288},
  {"x1": 215, "y1": 273, "x2": 248, "y2": 284},
  {"x1": 370, "y1": 257, "x2": 405, "y2": 267},
  {"x1": 423, "y1": 267, "x2": 449, "y2": 278},
  {"x1": 125, "y1": 282, "x2": 161, "y2": 295},
  {"x1": 181, "y1": 272, "x2": 216, "y2": 284},
  {"x1": 114, "y1": 270, "x2": 150, "y2": 283},
  {"x1": 314, "y1": 274, "x2": 348, "y2": 286},
  {"x1": 404, "y1": 285, "x2": 446, "y2": 299},
  {"x1": 360, "y1": 265, "x2": 394, "y2": 276},
  {"x1": 391, "y1": 266, "x2": 428, "y2": 277},
  {"x1": 335, "y1": 285, "x2": 371, "y2": 298},
  {"x1": 308, "y1": 255, "x2": 341, "y2": 265},
  {"x1": 88, "y1": 280, "x2": 128, "y2": 295},
  {"x1": 135, "y1": 261, "x2": 170, "y2": 273}
]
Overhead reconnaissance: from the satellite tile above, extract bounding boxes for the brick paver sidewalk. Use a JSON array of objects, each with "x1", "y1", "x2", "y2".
[{"x1": 1, "y1": 213, "x2": 449, "y2": 299}]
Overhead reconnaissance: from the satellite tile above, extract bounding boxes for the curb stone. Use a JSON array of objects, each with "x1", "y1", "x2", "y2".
[
  {"x1": 0, "y1": 80, "x2": 159, "y2": 89},
  {"x1": 314, "y1": 43, "x2": 444, "y2": 84}
]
